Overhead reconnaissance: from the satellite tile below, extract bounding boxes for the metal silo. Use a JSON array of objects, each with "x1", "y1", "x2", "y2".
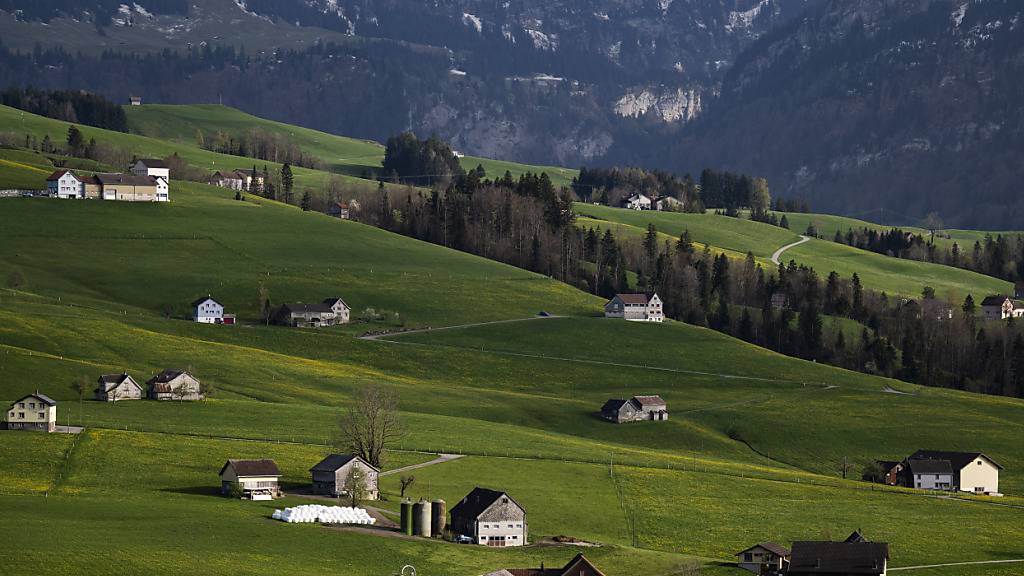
[
  {"x1": 400, "y1": 498, "x2": 414, "y2": 536},
  {"x1": 430, "y1": 499, "x2": 446, "y2": 537},
  {"x1": 413, "y1": 499, "x2": 432, "y2": 537}
]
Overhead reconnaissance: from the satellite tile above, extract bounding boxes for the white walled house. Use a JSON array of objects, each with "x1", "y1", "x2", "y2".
[
  {"x1": 219, "y1": 459, "x2": 281, "y2": 500},
  {"x1": 622, "y1": 193, "x2": 652, "y2": 210},
  {"x1": 131, "y1": 159, "x2": 171, "y2": 181},
  {"x1": 154, "y1": 177, "x2": 169, "y2": 202},
  {"x1": 147, "y1": 369, "x2": 204, "y2": 401},
  {"x1": 604, "y1": 293, "x2": 664, "y2": 322},
  {"x1": 192, "y1": 297, "x2": 232, "y2": 324},
  {"x1": 94, "y1": 373, "x2": 144, "y2": 402},
  {"x1": 6, "y1": 392, "x2": 57, "y2": 432},
  {"x1": 907, "y1": 459, "x2": 954, "y2": 491},
  {"x1": 450, "y1": 488, "x2": 527, "y2": 547},
  {"x1": 908, "y1": 450, "x2": 1002, "y2": 495},
  {"x1": 322, "y1": 297, "x2": 351, "y2": 324},
  {"x1": 735, "y1": 542, "x2": 790, "y2": 575},
  {"x1": 46, "y1": 170, "x2": 83, "y2": 199}
]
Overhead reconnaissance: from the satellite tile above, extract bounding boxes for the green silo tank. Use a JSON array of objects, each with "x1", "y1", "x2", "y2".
[{"x1": 400, "y1": 498, "x2": 414, "y2": 535}]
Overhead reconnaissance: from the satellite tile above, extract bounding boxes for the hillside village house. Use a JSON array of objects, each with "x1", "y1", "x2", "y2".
[
  {"x1": 130, "y1": 159, "x2": 171, "y2": 181},
  {"x1": 309, "y1": 454, "x2": 380, "y2": 499},
  {"x1": 210, "y1": 171, "x2": 245, "y2": 190},
  {"x1": 147, "y1": 369, "x2": 203, "y2": 401},
  {"x1": 601, "y1": 395, "x2": 668, "y2": 423},
  {"x1": 272, "y1": 298, "x2": 351, "y2": 328},
  {"x1": 96, "y1": 173, "x2": 168, "y2": 202},
  {"x1": 907, "y1": 450, "x2": 1002, "y2": 495},
  {"x1": 874, "y1": 460, "x2": 906, "y2": 486},
  {"x1": 219, "y1": 459, "x2": 281, "y2": 500},
  {"x1": 94, "y1": 373, "x2": 144, "y2": 402},
  {"x1": 46, "y1": 170, "x2": 85, "y2": 199},
  {"x1": 129, "y1": 95, "x2": 142, "y2": 105},
  {"x1": 192, "y1": 296, "x2": 234, "y2": 325},
  {"x1": 327, "y1": 202, "x2": 351, "y2": 219},
  {"x1": 907, "y1": 459, "x2": 954, "y2": 491},
  {"x1": 655, "y1": 196, "x2": 683, "y2": 211},
  {"x1": 735, "y1": 542, "x2": 790, "y2": 575},
  {"x1": 622, "y1": 193, "x2": 652, "y2": 210},
  {"x1": 788, "y1": 540, "x2": 889, "y2": 576},
  {"x1": 483, "y1": 554, "x2": 606, "y2": 576},
  {"x1": 980, "y1": 295, "x2": 1024, "y2": 320},
  {"x1": 6, "y1": 392, "x2": 57, "y2": 432},
  {"x1": 234, "y1": 168, "x2": 264, "y2": 190},
  {"x1": 604, "y1": 293, "x2": 664, "y2": 322},
  {"x1": 450, "y1": 487, "x2": 527, "y2": 547}
]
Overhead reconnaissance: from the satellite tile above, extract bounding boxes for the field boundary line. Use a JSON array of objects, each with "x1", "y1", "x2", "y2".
[{"x1": 890, "y1": 559, "x2": 1024, "y2": 571}]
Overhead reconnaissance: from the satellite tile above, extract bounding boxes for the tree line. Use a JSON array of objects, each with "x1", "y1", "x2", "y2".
[
  {"x1": 571, "y1": 166, "x2": 703, "y2": 212},
  {"x1": 199, "y1": 128, "x2": 322, "y2": 170},
  {"x1": 1, "y1": 87, "x2": 127, "y2": 132}
]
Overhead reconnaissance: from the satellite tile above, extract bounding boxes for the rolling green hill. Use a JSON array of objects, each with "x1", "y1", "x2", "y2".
[
  {"x1": 577, "y1": 204, "x2": 1011, "y2": 299},
  {"x1": 123, "y1": 104, "x2": 579, "y2": 188},
  {"x1": 1, "y1": 127, "x2": 1023, "y2": 576}
]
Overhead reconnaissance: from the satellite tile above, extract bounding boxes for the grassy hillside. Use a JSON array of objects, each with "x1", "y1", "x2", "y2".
[
  {"x1": 1, "y1": 147, "x2": 1024, "y2": 575},
  {"x1": 123, "y1": 104, "x2": 579, "y2": 188},
  {"x1": 577, "y1": 204, "x2": 1011, "y2": 299}
]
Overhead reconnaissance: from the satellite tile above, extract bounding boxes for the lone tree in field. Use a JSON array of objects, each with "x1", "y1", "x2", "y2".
[
  {"x1": 336, "y1": 385, "x2": 401, "y2": 469},
  {"x1": 281, "y1": 163, "x2": 294, "y2": 204},
  {"x1": 399, "y1": 475, "x2": 415, "y2": 498},
  {"x1": 345, "y1": 465, "x2": 368, "y2": 507}
]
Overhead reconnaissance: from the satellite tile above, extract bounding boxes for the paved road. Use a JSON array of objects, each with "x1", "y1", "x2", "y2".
[
  {"x1": 771, "y1": 235, "x2": 812, "y2": 265},
  {"x1": 890, "y1": 559, "x2": 1024, "y2": 571},
  {"x1": 359, "y1": 315, "x2": 559, "y2": 341},
  {"x1": 380, "y1": 453, "x2": 464, "y2": 477}
]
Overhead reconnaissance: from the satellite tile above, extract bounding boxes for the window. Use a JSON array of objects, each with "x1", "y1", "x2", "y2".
[
  {"x1": 28, "y1": 402, "x2": 35, "y2": 409},
  {"x1": 18, "y1": 412, "x2": 25, "y2": 419},
  {"x1": 38, "y1": 412, "x2": 44, "y2": 419},
  {"x1": 744, "y1": 553, "x2": 753, "y2": 562},
  {"x1": 977, "y1": 461, "x2": 983, "y2": 466},
  {"x1": 508, "y1": 524, "x2": 513, "y2": 528},
  {"x1": 18, "y1": 403, "x2": 24, "y2": 408}
]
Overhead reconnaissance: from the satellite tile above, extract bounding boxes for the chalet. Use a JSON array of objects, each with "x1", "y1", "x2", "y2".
[
  {"x1": 735, "y1": 542, "x2": 790, "y2": 575},
  {"x1": 210, "y1": 171, "x2": 245, "y2": 190},
  {"x1": 6, "y1": 392, "x2": 57, "y2": 432},
  {"x1": 219, "y1": 459, "x2": 281, "y2": 500},
  {"x1": 94, "y1": 373, "x2": 143, "y2": 402},
  {"x1": 907, "y1": 450, "x2": 1002, "y2": 495},
  {"x1": 601, "y1": 395, "x2": 668, "y2": 423},
  {"x1": 309, "y1": 454, "x2": 380, "y2": 499},
  {"x1": 146, "y1": 369, "x2": 203, "y2": 401},
  {"x1": 655, "y1": 196, "x2": 683, "y2": 212},
  {"x1": 622, "y1": 193, "x2": 652, "y2": 211},
  {"x1": 130, "y1": 159, "x2": 171, "y2": 181},
  {"x1": 327, "y1": 202, "x2": 351, "y2": 219},
  {"x1": 979, "y1": 296, "x2": 1024, "y2": 320},
  {"x1": 450, "y1": 487, "x2": 527, "y2": 547},
  {"x1": 604, "y1": 293, "x2": 664, "y2": 322},
  {"x1": 482, "y1": 554, "x2": 605, "y2": 576},
  {"x1": 788, "y1": 540, "x2": 889, "y2": 576},
  {"x1": 233, "y1": 169, "x2": 264, "y2": 190},
  {"x1": 46, "y1": 170, "x2": 84, "y2": 199},
  {"x1": 907, "y1": 459, "x2": 954, "y2": 491},
  {"x1": 272, "y1": 298, "x2": 350, "y2": 327},
  {"x1": 192, "y1": 296, "x2": 234, "y2": 325}
]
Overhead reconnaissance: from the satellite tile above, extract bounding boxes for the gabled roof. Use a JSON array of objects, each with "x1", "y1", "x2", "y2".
[
  {"x1": 875, "y1": 460, "x2": 902, "y2": 471},
  {"x1": 736, "y1": 541, "x2": 791, "y2": 557},
  {"x1": 191, "y1": 296, "x2": 221, "y2": 307},
  {"x1": 556, "y1": 554, "x2": 605, "y2": 576},
  {"x1": 789, "y1": 541, "x2": 889, "y2": 575},
  {"x1": 46, "y1": 169, "x2": 77, "y2": 182},
  {"x1": 907, "y1": 459, "x2": 953, "y2": 475},
  {"x1": 95, "y1": 173, "x2": 158, "y2": 186},
  {"x1": 12, "y1": 391, "x2": 57, "y2": 406},
  {"x1": 613, "y1": 293, "x2": 651, "y2": 305},
  {"x1": 601, "y1": 399, "x2": 629, "y2": 412},
  {"x1": 309, "y1": 454, "x2": 379, "y2": 473},
  {"x1": 220, "y1": 459, "x2": 281, "y2": 477},
  {"x1": 322, "y1": 297, "x2": 349, "y2": 309},
  {"x1": 135, "y1": 158, "x2": 169, "y2": 168},
  {"x1": 98, "y1": 373, "x2": 135, "y2": 385},
  {"x1": 633, "y1": 395, "x2": 666, "y2": 407},
  {"x1": 211, "y1": 171, "x2": 242, "y2": 180},
  {"x1": 909, "y1": 449, "x2": 1003, "y2": 470},
  {"x1": 451, "y1": 487, "x2": 524, "y2": 521},
  {"x1": 844, "y1": 531, "x2": 869, "y2": 543},
  {"x1": 146, "y1": 369, "x2": 192, "y2": 385},
  {"x1": 980, "y1": 295, "x2": 1010, "y2": 307}
]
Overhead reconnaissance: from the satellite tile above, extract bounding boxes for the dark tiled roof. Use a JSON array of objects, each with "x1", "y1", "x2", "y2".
[
  {"x1": 907, "y1": 459, "x2": 953, "y2": 475},
  {"x1": 95, "y1": 173, "x2": 158, "y2": 186},
  {"x1": 789, "y1": 541, "x2": 889, "y2": 575},
  {"x1": 46, "y1": 169, "x2": 73, "y2": 181},
  {"x1": 191, "y1": 296, "x2": 220, "y2": 307},
  {"x1": 601, "y1": 399, "x2": 628, "y2": 412},
  {"x1": 633, "y1": 395, "x2": 666, "y2": 407},
  {"x1": 737, "y1": 542, "x2": 791, "y2": 557},
  {"x1": 501, "y1": 554, "x2": 604, "y2": 576},
  {"x1": 910, "y1": 449, "x2": 1002, "y2": 470},
  {"x1": 322, "y1": 297, "x2": 348, "y2": 308},
  {"x1": 980, "y1": 295, "x2": 1009, "y2": 307},
  {"x1": 136, "y1": 158, "x2": 169, "y2": 168},
  {"x1": 309, "y1": 454, "x2": 379, "y2": 473},
  {"x1": 98, "y1": 373, "x2": 131, "y2": 385},
  {"x1": 844, "y1": 531, "x2": 869, "y2": 543},
  {"x1": 614, "y1": 293, "x2": 651, "y2": 305},
  {"x1": 451, "y1": 487, "x2": 523, "y2": 521},
  {"x1": 146, "y1": 369, "x2": 188, "y2": 385},
  {"x1": 220, "y1": 459, "x2": 281, "y2": 477},
  {"x1": 876, "y1": 460, "x2": 901, "y2": 471},
  {"x1": 15, "y1": 392, "x2": 58, "y2": 406}
]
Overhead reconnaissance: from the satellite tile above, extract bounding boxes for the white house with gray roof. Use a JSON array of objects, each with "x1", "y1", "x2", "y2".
[
  {"x1": 6, "y1": 392, "x2": 57, "y2": 432},
  {"x1": 95, "y1": 373, "x2": 143, "y2": 402},
  {"x1": 604, "y1": 293, "x2": 664, "y2": 322},
  {"x1": 450, "y1": 487, "x2": 527, "y2": 547}
]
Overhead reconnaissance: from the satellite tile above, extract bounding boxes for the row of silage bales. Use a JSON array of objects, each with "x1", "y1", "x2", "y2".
[{"x1": 272, "y1": 504, "x2": 376, "y2": 525}]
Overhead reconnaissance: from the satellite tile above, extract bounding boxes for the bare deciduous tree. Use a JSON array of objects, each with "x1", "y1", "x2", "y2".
[
  {"x1": 399, "y1": 475, "x2": 416, "y2": 498},
  {"x1": 336, "y1": 386, "x2": 402, "y2": 469}
]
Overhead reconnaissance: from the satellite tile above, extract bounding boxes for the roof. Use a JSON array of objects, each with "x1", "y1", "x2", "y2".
[
  {"x1": 980, "y1": 295, "x2": 1010, "y2": 307},
  {"x1": 494, "y1": 554, "x2": 604, "y2": 576},
  {"x1": 146, "y1": 369, "x2": 190, "y2": 385},
  {"x1": 844, "y1": 531, "x2": 869, "y2": 543},
  {"x1": 12, "y1": 392, "x2": 57, "y2": 406},
  {"x1": 309, "y1": 454, "x2": 379, "y2": 473},
  {"x1": 451, "y1": 487, "x2": 524, "y2": 521},
  {"x1": 46, "y1": 169, "x2": 76, "y2": 182},
  {"x1": 789, "y1": 541, "x2": 889, "y2": 575},
  {"x1": 875, "y1": 460, "x2": 902, "y2": 471},
  {"x1": 322, "y1": 297, "x2": 349, "y2": 308},
  {"x1": 95, "y1": 173, "x2": 158, "y2": 186},
  {"x1": 736, "y1": 542, "x2": 791, "y2": 557},
  {"x1": 191, "y1": 296, "x2": 221, "y2": 307},
  {"x1": 98, "y1": 373, "x2": 133, "y2": 385},
  {"x1": 601, "y1": 399, "x2": 629, "y2": 412},
  {"x1": 220, "y1": 459, "x2": 281, "y2": 477},
  {"x1": 135, "y1": 158, "x2": 169, "y2": 168},
  {"x1": 909, "y1": 449, "x2": 1003, "y2": 470},
  {"x1": 633, "y1": 395, "x2": 666, "y2": 407},
  {"x1": 280, "y1": 302, "x2": 335, "y2": 314},
  {"x1": 907, "y1": 458, "x2": 953, "y2": 475},
  {"x1": 613, "y1": 293, "x2": 651, "y2": 305},
  {"x1": 212, "y1": 171, "x2": 242, "y2": 180}
]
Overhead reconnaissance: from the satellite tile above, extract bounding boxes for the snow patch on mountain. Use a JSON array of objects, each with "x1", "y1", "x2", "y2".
[
  {"x1": 727, "y1": 0, "x2": 769, "y2": 32},
  {"x1": 614, "y1": 87, "x2": 701, "y2": 123},
  {"x1": 525, "y1": 28, "x2": 557, "y2": 51},
  {"x1": 658, "y1": 0, "x2": 674, "y2": 12},
  {"x1": 462, "y1": 13, "x2": 482, "y2": 34},
  {"x1": 952, "y1": 2, "x2": 968, "y2": 28}
]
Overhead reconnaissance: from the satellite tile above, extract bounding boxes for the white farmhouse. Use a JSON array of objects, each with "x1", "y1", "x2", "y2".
[
  {"x1": 907, "y1": 459, "x2": 954, "y2": 491},
  {"x1": 908, "y1": 450, "x2": 1002, "y2": 495},
  {"x1": 622, "y1": 193, "x2": 652, "y2": 210},
  {"x1": 46, "y1": 170, "x2": 83, "y2": 199},
  {"x1": 604, "y1": 293, "x2": 664, "y2": 322},
  {"x1": 6, "y1": 392, "x2": 57, "y2": 432},
  {"x1": 192, "y1": 296, "x2": 229, "y2": 324},
  {"x1": 131, "y1": 158, "x2": 171, "y2": 181}
]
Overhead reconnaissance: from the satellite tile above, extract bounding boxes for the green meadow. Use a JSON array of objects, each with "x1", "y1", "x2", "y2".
[{"x1": 0, "y1": 137, "x2": 1022, "y2": 575}]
